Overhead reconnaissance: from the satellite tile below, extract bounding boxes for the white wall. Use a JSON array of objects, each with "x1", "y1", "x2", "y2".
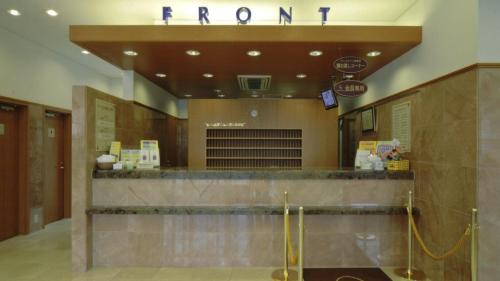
[
  {"x1": 340, "y1": 0, "x2": 479, "y2": 114},
  {"x1": 0, "y1": 27, "x2": 122, "y2": 109},
  {"x1": 132, "y1": 72, "x2": 187, "y2": 119},
  {"x1": 478, "y1": 0, "x2": 500, "y2": 62}
]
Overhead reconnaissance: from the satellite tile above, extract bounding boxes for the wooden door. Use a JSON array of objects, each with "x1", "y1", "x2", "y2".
[
  {"x1": 43, "y1": 113, "x2": 65, "y2": 225},
  {"x1": 0, "y1": 106, "x2": 19, "y2": 240}
]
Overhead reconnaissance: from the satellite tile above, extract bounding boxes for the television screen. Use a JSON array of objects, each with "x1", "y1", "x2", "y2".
[{"x1": 321, "y1": 89, "x2": 338, "y2": 109}]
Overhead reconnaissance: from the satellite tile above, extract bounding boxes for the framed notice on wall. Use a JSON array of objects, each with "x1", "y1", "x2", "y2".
[
  {"x1": 361, "y1": 107, "x2": 375, "y2": 132},
  {"x1": 95, "y1": 99, "x2": 116, "y2": 152},
  {"x1": 392, "y1": 101, "x2": 411, "y2": 152}
]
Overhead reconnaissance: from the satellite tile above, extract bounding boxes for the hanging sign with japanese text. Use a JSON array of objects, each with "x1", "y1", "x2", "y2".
[
  {"x1": 333, "y1": 56, "x2": 367, "y2": 73},
  {"x1": 333, "y1": 80, "x2": 368, "y2": 97}
]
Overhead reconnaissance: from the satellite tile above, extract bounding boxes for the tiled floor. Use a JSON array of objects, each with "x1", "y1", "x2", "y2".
[{"x1": 0, "y1": 220, "x2": 427, "y2": 281}]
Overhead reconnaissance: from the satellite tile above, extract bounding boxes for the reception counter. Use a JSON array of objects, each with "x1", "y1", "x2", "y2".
[{"x1": 87, "y1": 169, "x2": 414, "y2": 268}]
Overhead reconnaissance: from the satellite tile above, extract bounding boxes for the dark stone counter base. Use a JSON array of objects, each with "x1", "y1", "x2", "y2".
[
  {"x1": 87, "y1": 205, "x2": 419, "y2": 216},
  {"x1": 93, "y1": 169, "x2": 414, "y2": 180}
]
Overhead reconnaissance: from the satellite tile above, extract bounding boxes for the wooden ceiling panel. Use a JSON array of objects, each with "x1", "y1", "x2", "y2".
[{"x1": 70, "y1": 25, "x2": 421, "y2": 99}]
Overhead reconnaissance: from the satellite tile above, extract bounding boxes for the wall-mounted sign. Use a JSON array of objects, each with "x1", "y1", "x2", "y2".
[
  {"x1": 205, "y1": 122, "x2": 246, "y2": 128},
  {"x1": 392, "y1": 102, "x2": 411, "y2": 153},
  {"x1": 334, "y1": 56, "x2": 367, "y2": 73},
  {"x1": 163, "y1": 6, "x2": 332, "y2": 25},
  {"x1": 48, "y1": 128, "x2": 56, "y2": 138},
  {"x1": 333, "y1": 80, "x2": 368, "y2": 97}
]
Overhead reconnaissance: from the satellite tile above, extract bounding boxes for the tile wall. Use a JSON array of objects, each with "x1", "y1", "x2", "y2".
[
  {"x1": 477, "y1": 68, "x2": 500, "y2": 280},
  {"x1": 72, "y1": 86, "x2": 185, "y2": 271},
  {"x1": 91, "y1": 178, "x2": 413, "y2": 268},
  {"x1": 345, "y1": 69, "x2": 478, "y2": 281}
]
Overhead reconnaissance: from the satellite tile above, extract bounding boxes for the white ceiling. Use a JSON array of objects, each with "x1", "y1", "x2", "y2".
[{"x1": 0, "y1": 0, "x2": 418, "y2": 79}]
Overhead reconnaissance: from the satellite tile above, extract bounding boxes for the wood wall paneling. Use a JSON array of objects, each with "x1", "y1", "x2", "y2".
[{"x1": 188, "y1": 99, "x2": 338, "y2": 169}]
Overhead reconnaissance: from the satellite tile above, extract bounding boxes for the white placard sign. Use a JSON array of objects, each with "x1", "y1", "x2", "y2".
[
  {"x1": 95, "y1": 99, "x2": 116, "y2": 152},
  {"x1": 392, "y1": 102, "x2": 411, "y2": 152}
]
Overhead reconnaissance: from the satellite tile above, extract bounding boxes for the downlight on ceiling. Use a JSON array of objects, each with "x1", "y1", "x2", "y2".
[
  {"x1": 155, "y1": 73, "x2": 167, "y2": 78},
  {"x1": 284, "y1": 95, "x2": 293, "y2": 98},
  {"x1": 367, "y1": 50, "x2": 382, "y2": 57},
  {"x1": 8, "y1": 9, "x2": 21, "y2": 16},
  {"x1": 296, "y1": 74, "x2": 307, "y2": 79},
  {"x1": 186, "y1": 49, "x2": 201, "y2": 56},
  {"x1": 184, "y1": 94, "x2": 192, "y2": 98},
  {"x1": 203, "y1": 73, "x2": 214, "y2": 78},
  {"x1": 81, "y1": 50, "x2": 90, "y2": 55},
  {"x1": 46, "y1": 9, "x2": 58, "y2": 17},
  {"x1": 247, "y1": 50, "x2": 261, "y2": 57},
  {"x1": 123, "y1": 50, "x2": 138, "y2": 56},
  {"x1": 309, "y1": 50, "x2": 323, "y2": 57}
]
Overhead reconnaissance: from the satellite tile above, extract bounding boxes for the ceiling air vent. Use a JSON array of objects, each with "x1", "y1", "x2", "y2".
[{"x1": 237, "y1": 75, "x2": 272, "y2": 91}]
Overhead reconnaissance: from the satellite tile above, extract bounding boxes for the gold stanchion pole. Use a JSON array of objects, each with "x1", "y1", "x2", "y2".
[
  {"x1": 284, "y1": 208, "x2": 289, "y2": 281},
  {"x1": 298, "y1": 207, "x2": 304, "y2": 281},
  {"x1": 272, "y1": 192, "x2": 297, "y2": 281},
  {"x1": 471, "y1": 208, "x2": 478, "y2": 281},
  {"x1": 395, "y1": 190, "x2": 425, "y2": 280},
  {"x1": 408, "y1": 190, "x2": 414, "y2": 278}
]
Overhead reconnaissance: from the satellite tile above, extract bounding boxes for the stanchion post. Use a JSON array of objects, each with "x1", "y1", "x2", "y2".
[
  {"x1": 298, "y1": 207, "x2": 304, "y2": 281},
  {"x1": 283, "y1": 208, "x2": 289, "y2": 281},
  {"x1": 395, "y1": 190, "x2": 425, "y2": 280},
  {"x1": 471, "y1": 208, "x2": 478, "y2": 281},
  {"x1": 285, "y1": 191, "x2": 289, "y2": 209},
  {"x1": 407, "y1": 190, "x2": 414, "y2": 279}
]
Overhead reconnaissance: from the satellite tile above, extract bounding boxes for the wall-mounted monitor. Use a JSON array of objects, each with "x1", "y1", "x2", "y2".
[{"x1": 320, "y1": 89, "x2": 338, "y2": 110}]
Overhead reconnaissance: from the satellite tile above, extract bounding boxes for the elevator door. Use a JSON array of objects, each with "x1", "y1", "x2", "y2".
[
  {"x1": 0, "y1": 106, "x2": 19, "y2": 241},
  {"x1": 43, "y1": 113, "x2": 65, "y2": 225}
]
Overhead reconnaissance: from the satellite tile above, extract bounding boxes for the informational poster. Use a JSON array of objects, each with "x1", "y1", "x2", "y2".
[
  {"x1": 95, "y1": 99, "x2": 116, "y2": 152},
  {"x1": 392, "y1": 102, "x2": 411, "y2": 152}
]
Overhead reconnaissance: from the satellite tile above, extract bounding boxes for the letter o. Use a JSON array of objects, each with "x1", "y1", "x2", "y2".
[{"x1": 236, "y1": 7, "x2": 251, "y2": 24}]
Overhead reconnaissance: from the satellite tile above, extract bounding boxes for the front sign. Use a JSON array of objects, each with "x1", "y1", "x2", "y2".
[
  {"x1": 334, "y1": 56, "x2": 367, "y2": 73},
  {"x1": 334, "y1": 80, "x2": 368, "y2": 98},
  {"x1": 163, "y1": 6, "x2": 332, "y2": 25}
]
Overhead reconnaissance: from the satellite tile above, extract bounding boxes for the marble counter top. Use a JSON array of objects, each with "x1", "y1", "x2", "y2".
[
  {"x1": 86, "y1": 205, "x2": 419, "y2": 215},
  {"x1": 93, "y1": 169, "x2": 414, "y2": 180}
]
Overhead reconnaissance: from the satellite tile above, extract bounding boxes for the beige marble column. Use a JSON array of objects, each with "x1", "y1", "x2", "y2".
[{"x1": 477, "y1": 67, "x2": 500, "y2": 280}]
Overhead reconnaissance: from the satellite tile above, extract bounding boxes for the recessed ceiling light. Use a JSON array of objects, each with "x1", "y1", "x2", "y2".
[
  {"x1": 217, "y1": 94, "x2": 225, "y2": 98},
  {"x1": 309, "y1": 50, "x2": 323, "y2": 57},
  {"x1": 367, "y1": 50, "x2": 382, "y2": 57},
  {"x1": 46, "y1": 9, "x2": 58, "y2": 17},
  {"x1": 81, "y1": 50, "x2": 90, "y2": 55},
  {"x1": 296, "y1": 74, "x2": 307, "y2": 79},
  {"x1": 284, "y1": 95, "x2": 293, "y2": 98},
  {"x1": 184, "y1": 94, "x2": 192, "y2": 98},
  {"x1": 123, "y1": 50, "x2": 138, "y2": 56},
  {"x1": 247, "y1": 50, "x2": 261, "y2": 57},
  {"x1": 186, "y1": 50, "x2": 200, "y2": 56},
  {"x1": 203, "y1": 73, "x2": 214, "y2": 78},
  {"x1": 156, "y1": 73, "x2": 167, "y2": 78},
  {"x1": 7, "y1": 9, "x2": 21, "y2": 16}
]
